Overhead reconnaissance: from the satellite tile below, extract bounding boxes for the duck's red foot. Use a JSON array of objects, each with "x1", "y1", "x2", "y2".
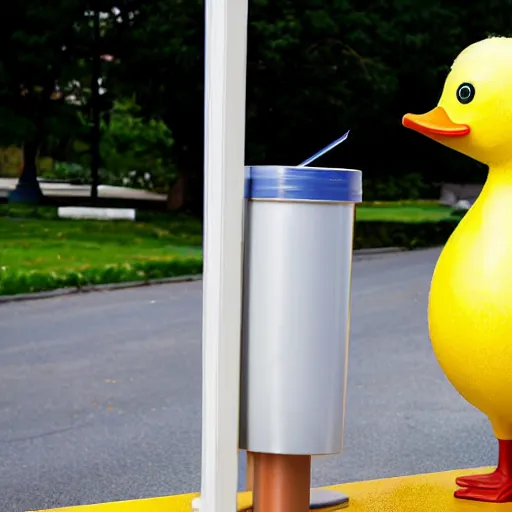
[
  {"x1": 456, "y1": 470, "x2": 508, "y2": 490},
  {"x1": 455, "y1": 483, "x2": 512, "y2": 503},
  {"x1": 454, "y1": 439, "x2": 512, "y2": 502}
]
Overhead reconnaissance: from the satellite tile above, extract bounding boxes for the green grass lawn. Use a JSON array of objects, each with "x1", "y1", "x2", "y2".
[
  {"x1": 0, "y1": 207, "x2": 202, "y2": 273},
  {"x1": 0, "y1": 202, "x2": 454, "y2": 295},
  {"x1": 0, "y1": 205, "x2": 204, "y2": 295}
]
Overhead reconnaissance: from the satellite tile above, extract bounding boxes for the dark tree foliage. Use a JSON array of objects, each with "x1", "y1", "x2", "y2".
[
  {"x1": 3, "y1": 0, "x2": 512, "y2": 207},
  {"x1": 0, "y1": 0, "x2": 127, "y2": 187},
  {"x1": 109, "y1": 0, "x2": 512, "y2": 209}
]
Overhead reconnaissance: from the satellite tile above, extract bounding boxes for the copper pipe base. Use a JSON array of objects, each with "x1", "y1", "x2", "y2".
[
  {"x1": 253, "y1": 452, "x2": 311, "y2": 512},
  {"x1": 246, "y1": 451, "x2": 255, "y2": 491}
]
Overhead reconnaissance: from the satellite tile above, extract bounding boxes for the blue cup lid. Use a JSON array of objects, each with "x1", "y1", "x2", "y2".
[{"x1": 245, "y1": 166, "x2": 362, "y2": 203}]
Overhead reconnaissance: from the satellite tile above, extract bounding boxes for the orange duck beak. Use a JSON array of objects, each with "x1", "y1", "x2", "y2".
[{"x1": 402, "y1": 107, "x2": 470, "y2": 137}]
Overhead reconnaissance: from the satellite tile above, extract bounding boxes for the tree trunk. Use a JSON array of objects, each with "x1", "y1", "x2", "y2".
[
  {"x1": 166, "y1": 170, "x2": 186, "y2": 211},
  {"x1": 19, "y1": 141, "x2": 39, "y2": 184},
  {"x1": 9, "y1": 139, "x2": 43, "y2": 204}
]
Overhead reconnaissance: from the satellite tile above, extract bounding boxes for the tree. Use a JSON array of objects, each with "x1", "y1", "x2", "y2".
[
  {"x1": 105, "y1": 0, "x2": 203, "y2": 212},
  {"x1": 0, "y1": 0, "x2": 89, "y2": 202},
  {"x1": 99, "y1": 97, "x2": 176, "y2": 191},
  {"x1": 0, "y1": 0, "x2": 133, "y2": 203}
]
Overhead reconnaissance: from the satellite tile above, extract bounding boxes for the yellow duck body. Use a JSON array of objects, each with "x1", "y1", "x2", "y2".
[
  {"x1": 430, "y1": 173, "x2": 512, "y2": 440},
  {"x1": 403, "y1": 37, "x2": 512, "y2": 502}
]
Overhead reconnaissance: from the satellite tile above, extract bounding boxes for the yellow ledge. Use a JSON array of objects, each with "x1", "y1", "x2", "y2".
[{"x1": 32, "y1": 467, "x2": 512, "y2": 512}]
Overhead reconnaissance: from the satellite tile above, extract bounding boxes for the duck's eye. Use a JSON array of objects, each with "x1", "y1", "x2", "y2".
[{"x1": 457, "y1": 83, "x2": 475, "y2": 104}]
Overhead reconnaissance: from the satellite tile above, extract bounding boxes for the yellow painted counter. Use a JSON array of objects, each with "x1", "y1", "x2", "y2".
[{"x1": 32, "y1": 467, "x2": 512, "y2": 512}]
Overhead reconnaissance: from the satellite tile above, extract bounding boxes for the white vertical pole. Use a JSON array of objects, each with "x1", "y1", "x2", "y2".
[{"x1": 200, "y1": 0, "x2": 248, "y2": 511}]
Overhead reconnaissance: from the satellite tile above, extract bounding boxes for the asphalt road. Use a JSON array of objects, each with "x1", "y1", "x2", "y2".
[{"x1": 0, "y1": 248, "x2": 496, "y2": 511}]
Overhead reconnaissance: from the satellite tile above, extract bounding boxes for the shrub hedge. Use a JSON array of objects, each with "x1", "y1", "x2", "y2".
[{"x1": 354, "y1": 218, "x2": 460, "y2": 250}]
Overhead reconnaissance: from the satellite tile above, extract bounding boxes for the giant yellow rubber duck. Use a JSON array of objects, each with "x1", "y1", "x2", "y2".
[{"x1": 403, "y1": 36, "x2": 512, "y2": 503}]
